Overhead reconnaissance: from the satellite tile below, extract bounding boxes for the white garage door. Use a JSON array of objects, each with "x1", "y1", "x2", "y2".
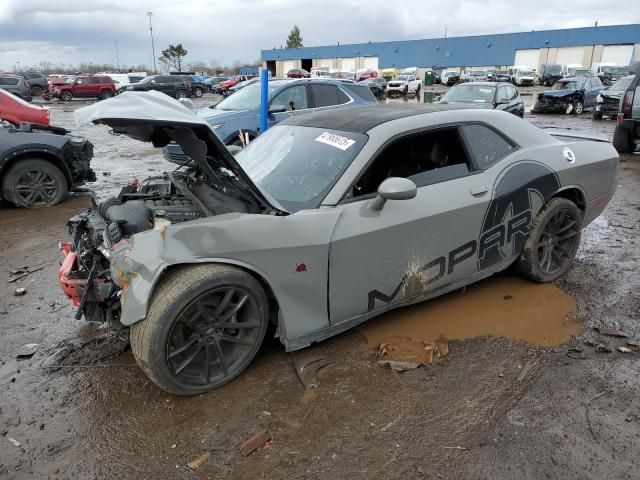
[
  {"x1": 364, "y1": 56, "x2": 379, "y2": 71},
  {"x1": 556, "y1": 47, "x2": 584, "y2": 66},
  {"x1": 340, "y1": 57, "x2": 356, "y2": 71},
  {"x1": 317, "y1": 58, "x2": 333, "y2": 68},
  {"x1": 514, "y1": 49, "x2": 539, "y2": 68},
  {"x1": 601, "y1": 45, "x2": 633, "y2": 66},
  {"x1": 282, "y1": 60, "x2": 297, "y2": 73}
]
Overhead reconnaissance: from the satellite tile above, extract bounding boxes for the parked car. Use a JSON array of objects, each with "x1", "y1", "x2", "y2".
[
  {"x1": 214, "y1": 75, "x2": 252, "y2": 95},
  {"x1": 612, "y1": 70, "x2": 640, "y2": 153},
  {"x1": 0, "y1": 89, "x2": 49, "y2": 125},
  {"x1": 44, "y1": 75, "x2": 116, "y2": 101},
  {"x1": 359, "y1": 77, "x2": 387, "y2": 100},
  {"x1": 593, "y1": 75, "x2": 634, "y2": 120},
  {"x1": 570, "y1": 68, "x2": 593, "y2": 78},
  {"x1": 204, "y1": 76, "x2": 229, "y2": 92},
  {"x1": 123, "y1": 75, "x2": 191, "y2": 99},
  {"x1": 495, "y1": 70, "x2": 513, "y2": 82},
  {"x1": 16, "y1": 72, "x2": 48, "y2": 96},
  {"x1": 387, "y1": 74, "x2": 421, "y2": 97},
  {"x1": 437, "y1": 82, "x2": 524, "y2": 117},
  {"x1": 0, "y1": 123, "x2": 94, "y2": 207},
  {"x1": 532, "y1": 76, "x2": 603, "y2": 114},
  {"x1": 0, "y1": 74, "x2": 33, "y2": 102},
  {"x1": 68, "y1": 97, "x2": 617, "y2": 394},
  {"x1": 162, "y1": 78, "x2": 377, "y2": 163},
  {"x1": 539, "y1": 64, "x2": 565, "y2": 87},
  {"x1": 104, "y1": 73, "x2": 133, "y2": 92},
  {"x1": 381, "y1": 68, "x2": 397, "y2": 81},
  {"x1": 224, "y1": 77, "x2": 261, "y2": 96},
  {"x1": 599, "y1": 66, "x2": 630, "y2": 86},
  {"x1": 187, "y1": 75, "x2": 208, "y2": 97},
  {"x1": 356, "y1": 69, "x2": 378, "y2": 81},
  {"x1": 310, "y1": 68, "x2": 331, "y2": 78},
  {"x1": 464, "y1": 70, "x2": 489, "y2": 82},
  {"x1": 512, "y1": 69, "x2": 536, "y2": 86},
  {"x1": 286, "y1": 69, "x2": 310, "y2": 78},
  {"x1": 442, "y1": 71, "x2": 461, "y2": 86}
]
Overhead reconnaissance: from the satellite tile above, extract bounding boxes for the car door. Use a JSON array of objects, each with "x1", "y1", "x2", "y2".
[
  {"x1": 153, "y1": 76, "x2": 171, "y2": 95},
  {"x1": 73, "y1": 77, "x2": 90, "y2": 97},
  {"x1": 506, "y1": 85, "x2": 523, "y2": 115},
  {"x1": 495, "y1": 86, "x2": 510, "y2": 112},
  {"x1": 328, "y1": 125, "x2": 492, "y2": 324},
  {"x1": 585, "y1": 77, "x2": 602, "y2": 108},
  {"x1": 267, "y1": 84, "x2": 310, "y2": 127}
]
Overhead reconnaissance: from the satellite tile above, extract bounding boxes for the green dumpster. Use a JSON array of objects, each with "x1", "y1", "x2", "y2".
[{"x1": 424, "y1": 70, "x2": 434, "y2": 86}]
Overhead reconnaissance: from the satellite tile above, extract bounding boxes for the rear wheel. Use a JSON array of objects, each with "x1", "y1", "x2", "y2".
[
  {"x1": 130, "y1": 264, "x2": 269, "y2": 395},
  {"x1": 175, "y1": 89, "x2": 187, "y2": 99},
  {"x1": 613, "y1": 125, "x2": 635, "y2": 154},
  {"x1": 100, "y1": 89, "x2": 113, "y2": 100},
  {"x1": 31, "y1": 86, "x2": 43, "y2": 97},
  {"x1": 60, "y1": 90, "x2": 73, "y2": 101},
  {"x1": 193, "y1": 87, "x2": 203, "y2": 98},
  {"x1": 1, "y1": 158, "x2": 67, "y2": 207},
  {"x1": 517, "y1": 198, "x2": 582, "y2": 283}
]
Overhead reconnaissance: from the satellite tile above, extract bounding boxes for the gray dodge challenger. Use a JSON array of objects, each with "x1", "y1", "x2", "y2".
[{"x1": 60, "y1": 91, "x2": 618, "y2": 395}]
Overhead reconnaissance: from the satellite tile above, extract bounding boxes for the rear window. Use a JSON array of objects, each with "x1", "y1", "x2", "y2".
[
  {"x1": 310, "y1": 84, "x2": 350, "y2": 107},
  {"x1": 0, "y1": 77, "x2": 20, "y2": 86},
  {"x1": 461, "y1": 124, "x2": 514, "y2": 169}
]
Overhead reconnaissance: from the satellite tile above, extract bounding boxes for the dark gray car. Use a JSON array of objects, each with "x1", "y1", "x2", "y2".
[
  {"x1": 437, "y1": 82, "x2": 524, "y2": 117},
  {"x1": 16, "y1": 72, "x2": 48, "y2": 96},
  {"x1": 0, "y1": 75, "x2": 32, "y2": 102}
]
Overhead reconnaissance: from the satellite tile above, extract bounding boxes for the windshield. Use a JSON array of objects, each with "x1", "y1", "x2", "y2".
[
  {"x1": 215, "y1": 83, "x2": 279, "y2": 111},
  {"x1": 497, "y1": 70, "x2": 510, "y2": 75},
  {"x1": 553, "y1": 79, "x2": 584, "y2": 90},
  {"x1": 469, "y1": 71, "x2": 486, "y2": 76},
  {"x1": 610, "y1": 76, "x2": 633, "y2": 92},
  {"x1": 519, "y1": 70, "x2": 534, "y2": 76},
  {"x1": 441, "y1": 84, "x2": 496, "y2": 103},
  {"x1": 235, "y1": 125, "x2": 367, "y2": 212},
  {"x1": 139, "y1": 76, "x2": 154, "y2": 84},
  {"x1": 545, "y1": 65, "x2": 561, "y2": 74},
  {"x1": 396, "y1": 75, "x2": 409, "y2": 81},
  {"x1": 609, "y1": 67, "x2": 628, "y2": 75}
]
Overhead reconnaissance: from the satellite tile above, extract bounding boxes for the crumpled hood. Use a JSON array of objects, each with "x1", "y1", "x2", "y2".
[
  {"x1": 601, "y1": 90, "x2": 624, "y2": 100},
  {"x1": 540, "y1": 88, "x2": 579, "y2": 98},
  {"x1": 73, "y1": 90, "x2": 276, "y2": 212}
]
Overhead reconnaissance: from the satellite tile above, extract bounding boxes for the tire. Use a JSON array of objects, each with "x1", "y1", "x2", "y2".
[
  {"x1": 100, "y1": 89, "x2": 113, "y2": 100},
  {"x1": 60, "y1": 90, "x2": 73, "y2": 101},
  {"x1": 130, "y1": 264, "x2": 269, "y2": 395},
  {"x1": 175, "y1": 89, "x2": 187, "y2": 99},
  {"x1": 193, "y1": 87, "x2": 203, "y2": 98},
  {"x1": 31, "y1": 86, "x2": 43, "y2": 97},
  {"x1": 612, "y1": 125, "x2": 635, "y2": 154},
  {"x1": 572, "y1": 101, "x2": 584, "y2": 115},
  {"x1": 1, "y1": 158, "x2": 68, "y2": 207},
  {"x1": 516, "y1": 198, "x2": 582, "y2": 283},
  {"x1": 592, "y1": 110, "x2": 603, "y2": 120}
]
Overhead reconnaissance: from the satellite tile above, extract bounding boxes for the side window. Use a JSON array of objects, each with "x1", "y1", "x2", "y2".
[
  {"x1": 271, "y1": 85, "x2": 308, "y2": 111},
  {"x1": 89, "y1": 77, "x2": 100, "y2": 84},
  {"x1": 497, "y1": 87, "x2": 510, "y2": 102},
  {"x1": 76, "y1": 78, "x2": 86, "y2": 84},
  {"x1": 508, "y1": 86, "x2": 519, "y2": 100},
  {"x1": 352, "y1": 127, "x2": 472, "y2": 197},
  {"x1": 592, "y1": 76, "x2": 603, "y2": 89},
  {"x1": 310, "y1": 84, "x2": 349, "y2": 107},
  {"x1": 0, "y1": 77, "x2": 19, "y2": 86},
  {"x1": 461, "y1": 124, "x2": 514, "y2": 169}
]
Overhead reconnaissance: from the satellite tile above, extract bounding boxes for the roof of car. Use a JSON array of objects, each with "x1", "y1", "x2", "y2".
[
  {"x1": 453, "y1": 81, "x2": 500, "y2": 86},
  {"x1": 281, "y1": 103, "x2": 473, "y2": 133}
]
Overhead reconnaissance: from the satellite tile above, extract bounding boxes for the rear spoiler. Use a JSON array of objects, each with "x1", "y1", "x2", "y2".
[{"x1": 536, "y1": 125, "x2": 609, "y2": 143}]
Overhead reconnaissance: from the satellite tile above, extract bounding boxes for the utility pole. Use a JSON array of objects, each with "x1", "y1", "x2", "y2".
[
  {"x1": 147, "y1": 12, "x2": 157, "y2": 74},
  {"x1": 444, "y1": 27, "x2": 448, "y2": 38},
  {"x1": 115, "y1": 40, "x2": 120, "y2": 71}
]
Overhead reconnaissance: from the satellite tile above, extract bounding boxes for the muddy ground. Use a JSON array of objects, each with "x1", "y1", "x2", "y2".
[{"x1": 1, "y1": 96, "x2": 639, "y2": 479}]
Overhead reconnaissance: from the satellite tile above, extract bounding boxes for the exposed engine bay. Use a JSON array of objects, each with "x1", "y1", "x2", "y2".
[{"x1": 59, "y1": 134, "x2": 273, "y2": 324}]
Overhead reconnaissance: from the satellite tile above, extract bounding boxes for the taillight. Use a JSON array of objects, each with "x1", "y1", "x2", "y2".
[
  {"x1": 187, "y1": 82, "x2": 192, "y2": 88},
  {"x1": 621, "y1": 90, "x2": 633, "y2": 116}
]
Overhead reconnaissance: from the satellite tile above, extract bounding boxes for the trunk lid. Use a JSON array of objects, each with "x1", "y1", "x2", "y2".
[{"x1": 74, "y1": 90, "x2": 278, "y2": 213}]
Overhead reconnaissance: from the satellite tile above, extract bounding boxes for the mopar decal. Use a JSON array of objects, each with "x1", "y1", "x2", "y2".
[{"x1": 367, "y1": 162, "x2": 561, "y2": 312}]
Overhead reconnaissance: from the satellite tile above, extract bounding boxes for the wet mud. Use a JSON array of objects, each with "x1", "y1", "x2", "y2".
[{"x1": 1, "y1": 99, "x2": 639, "y2": 479}]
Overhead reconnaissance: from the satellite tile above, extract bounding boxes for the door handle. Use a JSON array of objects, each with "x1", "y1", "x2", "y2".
[{"x1": 470, "y1": 186, "x2": 488, "y2": 196}]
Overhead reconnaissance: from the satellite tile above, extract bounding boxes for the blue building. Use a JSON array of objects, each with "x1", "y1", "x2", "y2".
[{"x1": 261, "y1": 24, "x2": 640, "y2": 77}]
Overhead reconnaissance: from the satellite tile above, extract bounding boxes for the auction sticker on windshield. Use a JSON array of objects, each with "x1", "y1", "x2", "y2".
[{"x1": 315, "y1": 132, "x2": 356, "y2": 151}]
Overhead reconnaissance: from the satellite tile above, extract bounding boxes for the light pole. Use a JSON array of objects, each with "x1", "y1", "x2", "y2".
[{"x1": 147, "y1": 12, "x2": 157, "y2": 74}]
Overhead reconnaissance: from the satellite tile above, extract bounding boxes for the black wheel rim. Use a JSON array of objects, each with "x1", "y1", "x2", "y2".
[
  {"x1": 166, "y1": 286, "x2": 262, "y2": 386},
  {"x1": 536, "y1": 208, "x2": 580, "y2": 275},
  {"x1": 15, "y1": 169, "x2": 60, "y2": 206}
]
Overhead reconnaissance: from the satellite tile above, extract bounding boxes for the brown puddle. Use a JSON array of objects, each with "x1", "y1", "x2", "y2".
[{"x1": 359, "y1": 274, "x2": 581, "y2": 354}]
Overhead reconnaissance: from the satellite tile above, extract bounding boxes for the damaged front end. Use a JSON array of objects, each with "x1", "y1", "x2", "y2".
[{"x1": 533, "y1": 91, "x2": 582, "y2": 114}]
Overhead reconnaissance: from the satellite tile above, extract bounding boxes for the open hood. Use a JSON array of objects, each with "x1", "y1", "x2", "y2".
[{"x1": 74, "y1": 90, "x2": 278, "y2": 213}]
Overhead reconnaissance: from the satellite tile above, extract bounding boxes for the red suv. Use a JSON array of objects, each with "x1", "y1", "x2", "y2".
[
  {"x1": 44, "y1": 75, "x2": 116, "y2": 101},
  {"x1": 286, "y1": 69, "x2": 310, "y2": 78}
]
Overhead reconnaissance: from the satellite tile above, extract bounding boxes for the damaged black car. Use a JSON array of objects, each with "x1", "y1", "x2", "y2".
[
  {"x1": 0, "y1": 123, "x2": 94, "y2": 207},
  {"x1": 593, "y1": 75, "x2": 634, "y2": 120},
  {"x1": 532, "y1": 76, "x2": 603, "y2": 115}
]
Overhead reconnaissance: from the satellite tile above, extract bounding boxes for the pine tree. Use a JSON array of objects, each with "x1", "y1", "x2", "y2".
[{"x1": 286, "y1": 25, "x2": 303, "y2": 49}]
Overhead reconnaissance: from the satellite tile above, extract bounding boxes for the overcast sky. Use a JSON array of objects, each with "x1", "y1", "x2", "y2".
[{"x1": 1, "y1": 0, "x2": 638, "y2": 72}]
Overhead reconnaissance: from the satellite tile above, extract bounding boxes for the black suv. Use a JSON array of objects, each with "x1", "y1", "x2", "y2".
[
  {"x1": 612, "y1": 70, "x2": 640, "y2": 153},
  {"x1": 123, "y1": 75, "x2": 192, "y2": 99},
  {"x1": 17, "y1": 72, "x2": 48, "y2": 96}
]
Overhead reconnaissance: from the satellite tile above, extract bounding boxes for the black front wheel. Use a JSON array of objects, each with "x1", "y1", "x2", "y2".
[
  {"x1": 517, "y1": 198, "x2": 582, "y2": 283},
  {"x1": 1, "y1": 158, "x2": 67, "y2": 207},
  {"x1": 130, "y1": 264, "x2": 269, "y2": 395}
]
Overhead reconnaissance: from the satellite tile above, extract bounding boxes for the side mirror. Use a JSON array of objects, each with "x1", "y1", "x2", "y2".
[
  {"x1": 150, "y1": 80, "x2": 156, "y2": 84},
  {"x1": 368, "y1": 177, "x2": 417, "y2": 211}
]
